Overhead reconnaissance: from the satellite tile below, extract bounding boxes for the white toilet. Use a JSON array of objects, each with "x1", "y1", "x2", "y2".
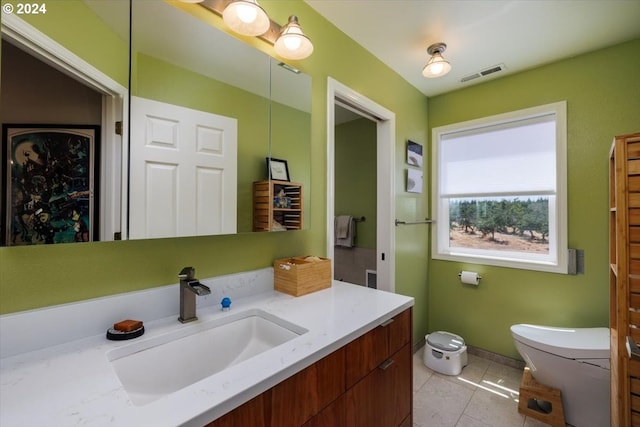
[{"x1": 510, "y1": 324, "x2": 610, "y2": 427}]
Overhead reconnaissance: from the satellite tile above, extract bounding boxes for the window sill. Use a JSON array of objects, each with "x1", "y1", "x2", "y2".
[{"x1": 432, "y1": 251, "x2": 567, "y2": 274}]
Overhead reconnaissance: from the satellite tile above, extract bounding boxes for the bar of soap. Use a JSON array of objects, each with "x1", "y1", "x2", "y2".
[{"x1": 114, "y1": 319, "x2": 143, "y2": 332}]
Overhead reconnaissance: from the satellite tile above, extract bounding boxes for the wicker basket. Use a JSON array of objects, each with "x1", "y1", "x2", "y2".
[{"x1": 274, "y1": 256, "x2": 331, "y2": 297}]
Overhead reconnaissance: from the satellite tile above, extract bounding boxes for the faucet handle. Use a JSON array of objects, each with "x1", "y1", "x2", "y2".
[{"x1": 179, "y1": 266, "x2": 195, "y2": 280}]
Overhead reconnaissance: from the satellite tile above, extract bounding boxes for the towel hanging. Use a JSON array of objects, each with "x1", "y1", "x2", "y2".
[{"x1": 334, "y1": 215, "x2": 355, "y2": 248}]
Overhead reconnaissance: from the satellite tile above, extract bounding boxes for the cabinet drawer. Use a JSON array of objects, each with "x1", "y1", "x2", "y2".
[
  {"x1": 388, "y1": 308, "x2": 411, "y2": 355},
  {"x1": 345, "y1": 322, "x2": 389, "y2": 388},
  {"x1": 345, "y1": 308, "x2": 412, "y2": 388},
  {"x1": 345, "y1": 343, "x2": 412, "y2": 427}
]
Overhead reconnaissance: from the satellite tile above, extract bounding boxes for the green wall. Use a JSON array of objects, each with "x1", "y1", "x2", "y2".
[
  {"x1": 335, "y1": 118, "x2": 377, "y2": 249},
  {"x1": 0, "y1": 1, "x2": 431, "y2": 345},
  {"x1": 427, "y1": 38, "x2": 640, "y2": 359},
  {"x1": 2, "y1": 0, "x2": 129, "y2": 87}
]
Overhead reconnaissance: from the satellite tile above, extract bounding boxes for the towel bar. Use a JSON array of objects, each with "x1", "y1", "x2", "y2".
[{"x1": 395, "y1": 218, "x2": 433, "y2": 226}]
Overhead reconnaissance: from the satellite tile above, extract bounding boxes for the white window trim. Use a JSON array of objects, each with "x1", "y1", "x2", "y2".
[{"x1": 431, "y1": 101, "x2": 568, "y2": 273}]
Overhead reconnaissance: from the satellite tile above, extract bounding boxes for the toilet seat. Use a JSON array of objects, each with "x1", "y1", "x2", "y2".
[{"x1": 510, "y1": 324, "x2": 609, "y2": 360}]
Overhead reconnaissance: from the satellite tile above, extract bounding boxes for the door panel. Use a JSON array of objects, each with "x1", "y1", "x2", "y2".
[{"x1": 129, "y1": 96, "x2": 237, "y2": 238}]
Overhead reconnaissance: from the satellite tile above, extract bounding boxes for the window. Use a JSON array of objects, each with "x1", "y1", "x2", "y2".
[{"x1": 432, "y1": 101, "x2": 567, "y2": 273}]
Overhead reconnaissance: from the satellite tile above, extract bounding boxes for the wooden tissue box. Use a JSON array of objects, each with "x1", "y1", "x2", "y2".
[{"x1": 274, "y1": 256, "x2": 331, "y2": 297}]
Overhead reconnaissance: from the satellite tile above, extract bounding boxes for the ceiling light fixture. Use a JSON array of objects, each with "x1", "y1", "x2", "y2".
[
  {"x1": 222, "y1": 0, "x2": 270, "y2": 37},
  {"x1": 274, "y1": 16, "x2": 314, "y2": 60},
  {"x1": 423, "y1": 42, "x2": 451, "y2": 78}
]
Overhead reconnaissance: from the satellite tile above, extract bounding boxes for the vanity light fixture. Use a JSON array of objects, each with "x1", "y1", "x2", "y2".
[
  {"x1": 422, "y1": 42, "x2": 452, "y2": 78},
  {"x1": 188, "y1": 0, "x2": 314, "y2": 60},
  {"x1": 274, "y1": 16, "x2": 314, "y2": 60},
  {"x1": 222, "y1": 0, "x2": 270, "y2": 37}
]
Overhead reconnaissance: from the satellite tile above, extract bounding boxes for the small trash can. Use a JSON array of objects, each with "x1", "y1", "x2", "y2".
[{"x1": 423, "y1": 331, "x2": 468, "y2": 375}]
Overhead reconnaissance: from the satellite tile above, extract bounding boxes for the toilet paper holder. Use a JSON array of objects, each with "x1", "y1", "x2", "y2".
[
  {"x1": 458, "y1": 271, "x2": 482, "y2": 286},
  {"x1": 458, "y1": 272, "x2": 482, "y2": 279}
]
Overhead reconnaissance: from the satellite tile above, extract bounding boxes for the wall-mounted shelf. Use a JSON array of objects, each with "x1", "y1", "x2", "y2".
[{"x1": 253, "y1": 180, "x2": 303, "y2": 232}]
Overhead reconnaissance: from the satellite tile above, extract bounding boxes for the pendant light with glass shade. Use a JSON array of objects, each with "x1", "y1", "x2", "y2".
[
  {"x1": 222, "y1": 0, "x2": 271, "y2": 37},
  {"x1": 422, "y1": 43, "x2": 452, "y2": 78},
  {"x1": 274, "y1": 16, "x2": 314, "y2": 60}
]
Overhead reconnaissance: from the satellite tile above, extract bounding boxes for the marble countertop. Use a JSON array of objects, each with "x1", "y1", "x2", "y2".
[{"x1": 0, "y1": 281, "x2": 413, "y2": 427}]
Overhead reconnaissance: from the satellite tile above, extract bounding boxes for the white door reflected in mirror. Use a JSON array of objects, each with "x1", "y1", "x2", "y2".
[{"x1": 129, "y1": 97, "x2": 238, "y2": 239}]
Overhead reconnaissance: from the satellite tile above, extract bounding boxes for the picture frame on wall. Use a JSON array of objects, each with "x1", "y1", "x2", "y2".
[
  {"x1": 407, "y1": 168, "x2": 423, "y2": 193},
  {"x1": 2, "y1": 124, "x2": 100, "y2": 246},
  {"x1": 266, "y1": 157, "x2": 290, "y2": 181},
  {"x1": 407, "y1": 140, "x2": 423, "y2": 167}
]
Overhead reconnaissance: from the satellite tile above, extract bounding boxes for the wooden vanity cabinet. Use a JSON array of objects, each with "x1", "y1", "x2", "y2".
[
  {"x1": 206, "y1": 307, "x2": 412, "y2": 427},
  {"x1": 321, "y1": 307, "x2": 412, "y2": 427}
]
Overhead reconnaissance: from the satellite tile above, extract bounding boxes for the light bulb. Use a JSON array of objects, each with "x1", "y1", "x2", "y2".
[
  {"x1": 283, "y1": 36, "x2": 302, "y2": 51},
  {"x1": 236, "y1": 3, "x2": 258, "y2": 24},
  {"x1": 430, "y1": 62, "x2": 444, "y2": 75}
]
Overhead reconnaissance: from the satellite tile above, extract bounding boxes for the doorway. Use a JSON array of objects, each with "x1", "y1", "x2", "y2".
[
  {"x1": 1, "y1": 13, "x2": 128, "y2": 241},
  {"x1": 326, "y1": 78, "x2": 396, "y2": 293}
]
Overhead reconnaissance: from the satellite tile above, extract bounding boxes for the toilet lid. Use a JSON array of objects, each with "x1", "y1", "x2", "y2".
[
  {"x1": 427, "y1": 331, "x2": 465, "y2": 351},
  {"x1": 511, "y1": 324, "x2": 610, "y2": 359}
]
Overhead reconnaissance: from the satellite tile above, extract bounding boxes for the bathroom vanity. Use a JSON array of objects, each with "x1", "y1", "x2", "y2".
[
  {"x1": 0, "y1": 272, "x2": 413, "y2": 427},
  {"x1": 208, "y1": 307, "x2": 412, "y2": 427}
]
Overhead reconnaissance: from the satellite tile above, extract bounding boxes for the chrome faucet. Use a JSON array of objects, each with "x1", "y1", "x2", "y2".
[{"x1": 178, "y1": 266, "x2": 211, "y2": 323}]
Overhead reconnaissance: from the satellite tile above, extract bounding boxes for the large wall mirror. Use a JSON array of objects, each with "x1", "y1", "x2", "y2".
[
  {"x1": 0, "y1": 0, "x2": 311, "y2": 247},
  {"x1": 0, "y1": 0, "x2": 129, "y2": 247}
]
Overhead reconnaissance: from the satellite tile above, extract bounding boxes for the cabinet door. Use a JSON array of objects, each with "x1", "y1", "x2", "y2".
[
  {"x1": 345, "y1": 344, "x2": 412, "y2": 427},
  {"x1": 205, "y1": 393, "x2": 267, "y2": 427},
  {"x1": 270, "y1": 347, "x2": 345, "y2": 427}
]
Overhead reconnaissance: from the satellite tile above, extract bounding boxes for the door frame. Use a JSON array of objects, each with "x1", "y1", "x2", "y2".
[
  {"x1": 1, "y1": 13, "x2": 128, "y2": 241},
  {"x1": 326, "y1": 77, "x2": 396, "y2": 292}
]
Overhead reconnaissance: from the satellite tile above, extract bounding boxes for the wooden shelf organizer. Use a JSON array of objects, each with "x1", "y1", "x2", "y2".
[{"x1": 253, "y1": 180, "x2": 303, "y2": 232}]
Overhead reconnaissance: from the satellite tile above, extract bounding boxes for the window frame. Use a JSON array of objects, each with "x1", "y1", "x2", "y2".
[{"x1": 431, "y1": 101, "x2": 568, "y2": 273}]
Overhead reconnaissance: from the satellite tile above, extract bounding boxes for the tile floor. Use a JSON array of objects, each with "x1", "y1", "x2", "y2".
[{"x1": 413, "y1": 347, "x2": 551, "y2": 427}]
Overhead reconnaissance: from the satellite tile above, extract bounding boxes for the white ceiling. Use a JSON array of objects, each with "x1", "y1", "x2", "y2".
[{"x1": 304, "y1": 0, "x2": 640, "y2": 97}]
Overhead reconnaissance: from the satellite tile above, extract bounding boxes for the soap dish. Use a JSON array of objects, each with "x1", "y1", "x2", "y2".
[{"x1": 106, "y1": 326, "x2": 145, "y2": 341}]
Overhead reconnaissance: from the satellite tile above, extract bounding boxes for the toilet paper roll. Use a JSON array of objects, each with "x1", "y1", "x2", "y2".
[{"x1": 460, "y1": 271, "x2": 480, "y2": 286}]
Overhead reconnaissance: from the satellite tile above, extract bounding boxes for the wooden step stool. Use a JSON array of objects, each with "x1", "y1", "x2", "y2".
[{"x1": 518, "y1": 367, "x2": 566, "y2": 427}]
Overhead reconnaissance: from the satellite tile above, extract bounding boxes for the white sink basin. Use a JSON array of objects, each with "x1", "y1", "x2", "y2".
[{"x1": 107, "y1": 308, "x2": 307, "y2": 406}]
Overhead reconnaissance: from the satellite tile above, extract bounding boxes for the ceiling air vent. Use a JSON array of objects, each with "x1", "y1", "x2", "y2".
[
  {"x1": 460, "y1": 73, "x2": 481, "y2": 83},
  {"x1": 460, "y1": 64, "x2": 506, "y2": 83},
  {"x1": 480, "y1": 63, "x2": 506, "y2": 76}
]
